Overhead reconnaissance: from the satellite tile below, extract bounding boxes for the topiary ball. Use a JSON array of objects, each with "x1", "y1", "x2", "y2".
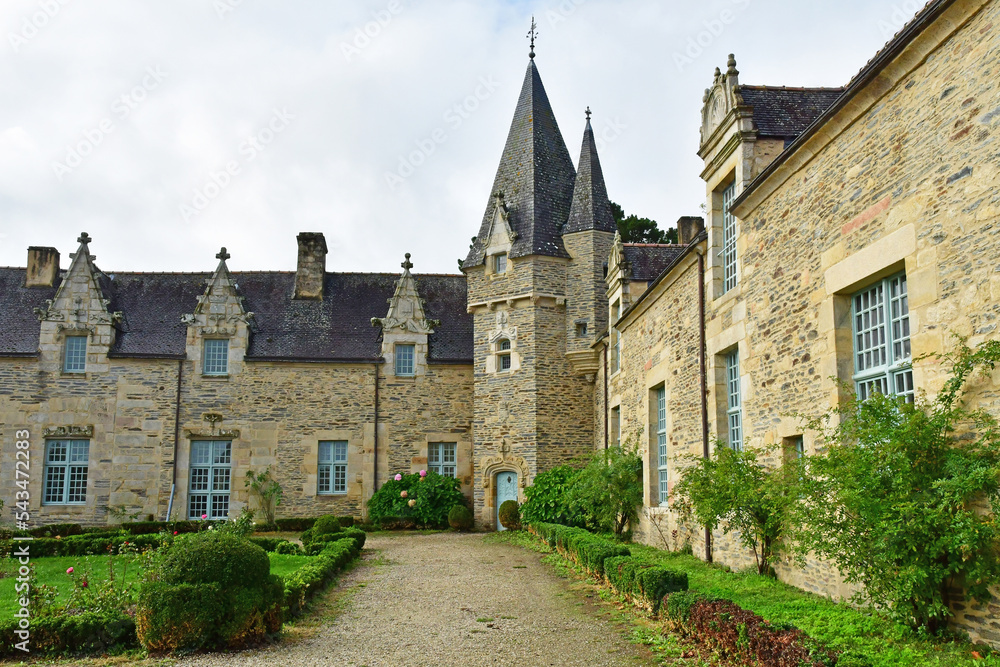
[
  {"x1": 157, "y1": 533, "x2": 270, "y2": 589},
  {"x1": 313, "y1": 514, "x2": 340, "y2": 536},
  {"x1": 498, "y1": 500, "x2": 521, "y2": 530},
  {"x1": 448, "y1": 504, "x2": 474, "y2": 531}
]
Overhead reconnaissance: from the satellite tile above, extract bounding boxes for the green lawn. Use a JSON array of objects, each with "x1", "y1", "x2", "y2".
[{"x1": 0, "y1": 551, "x2": 311, "y2": 616}]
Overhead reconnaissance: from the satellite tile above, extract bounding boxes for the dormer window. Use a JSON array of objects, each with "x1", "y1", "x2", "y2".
[
  {"x1": 63, "y1": 335, "x2": 87, "y2": 373},
  {"x1": 494, "y1": 253, "x2": 508, "y2": 274},
  {"x1": 395, "y1": 343, "x2": 415, "y2": 376},
  {"x1": 497, "y1": 339, "x2": 512, "y2": 372},
  {"x1": 203, "y1": 339, "x2": 229, "y2": 376}
]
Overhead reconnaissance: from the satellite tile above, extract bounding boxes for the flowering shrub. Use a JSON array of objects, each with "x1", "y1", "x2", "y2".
[{"x1": 367, "y1": 472, "x2": 464, "y2": 528}]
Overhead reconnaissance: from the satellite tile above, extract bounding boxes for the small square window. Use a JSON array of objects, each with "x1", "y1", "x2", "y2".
[
  {"x1": 428, "y1": 442, "x2": 457, "y2": 477},
  {"x1": 576, "y1": 322, "x2": 588, "y2": 338},
  {"x1": 63, "y1": 336, "x2": 87, "y2": 373},
  {"x1": 395, "y1": 344, "x2": 415, "y2": 376},
  {"x1": 494, "y1": 253, "x2": 508, "y2": 274},
  {"x1": 203, "y1": 339, "x2": 229, "y2": 375}
]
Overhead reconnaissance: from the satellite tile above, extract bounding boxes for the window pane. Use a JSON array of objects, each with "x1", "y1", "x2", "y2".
[
  {"x1": 722, "y1": 182, "x2": 738, "y2": 292},
  {"x1": 318, "y1": 441, "x2": 332, "y2": 463},
  {"x1": 190, "y1": 467, "x2": 209, "y2": 491},
  {"x1": 334, "y1": 464, "x2": 347, "y2": 493},
  {"x1": 69, "y1": 440, "x2": 89, "y2": 463},
  {"x1": 189, "y1": 494, "x2": 208, "y2": 519},
  {"x1": 47, "y1": 441, "x2": 67, "y2": 464},
  {"x1": 428, "y1": 444, "x2": 440, "y2": 465},
  {"x1": 203, "y1": 339, "x2": 229, "y2": 375},
  {"x1": 500, "y1": 354, "x2": 511, "y2": 371},
  {"x1": 495, "y1": 254, "x2": 507, "y2": 273},
  {"x1": 853, "y1": 274, "x2": 913, "y2": 402},
  {"x1": 67, "y1": 465, "x2": 88, "y2": 503},
  {"x1": 395, "y1": 344, "x2": 415, "y2": 376},
  {"x1": 211, "y1": 493, "x2": 229, "y2": 519},
  {"x1": 44, "y1": 466, "x2": 65, "y2": 504},
  {"x1": 334, "y1": 441, "x2": 348, "y2": 463},
  {"x1": 726, "y1": 352, "x2": 742, "y2": 451},
  {"x1": 659, "y1": 470, "x2": 669, "y2": 504},
  {"x1": 212, "y1": 467, "x2": 231, "y2": 492},
  {"x1": 214, "y1": 441, "x2": 231, "y2": 465},
  {"x1": 64, "y1": 336, "x2": 87, "y2": 373}
]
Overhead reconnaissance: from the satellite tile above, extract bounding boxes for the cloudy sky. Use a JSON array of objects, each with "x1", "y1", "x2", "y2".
[{"x1": 0, "y1": 0, "x2": 923, "y2": 274}]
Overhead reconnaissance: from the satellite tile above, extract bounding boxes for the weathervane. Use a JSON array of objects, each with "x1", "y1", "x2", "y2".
[{"x1": 527, "y1": 16, "x2": 537, "y2": 59}]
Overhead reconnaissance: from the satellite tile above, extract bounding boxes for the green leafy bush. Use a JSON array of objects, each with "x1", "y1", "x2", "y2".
[
  {"x1": 248, "y1": 537, "x2": 293, "y2": 553},
  {"x1": 670, "y1": 444, "x2": 795, "y2": 576},
  {"x1": 283, "y1": 537, "x2": 361, "y2": 617},
  {"x1": 520, "y1": 465, "x2": 581, "y2": 526},
  {"x1": 448, "y1": 504, "x2": 474, "y2": 531},
  {"x1": 303, "y1": 528, "x2": 366, "y2": 555},
  {"x1": 274, "y1": 541, "x2": 301, "y2": 555},
  {"x1": 136, "y1": 533, "x2": 283, "y2": 651},
  {"x1": 0, "y1": 533, "x2": 164, "y2": 558},
  {"x1": 793, "y1": 339, "x2": 1000, "y2": 633},
  {"x1": 313, "y1": 514, "x2": 340, "y2": 536},
  {"x1": 367, "y1": 472, "x2": 464, "y2": 528},
  {"x1": 565, "y1": 447, "x2": 643, "y2": 536},
  {"x1": 0, "y1": 611, "x2": 135, "y2": 657},
  {"x1": 498, "y1": 500, "x2": 521, "y2": 530}
]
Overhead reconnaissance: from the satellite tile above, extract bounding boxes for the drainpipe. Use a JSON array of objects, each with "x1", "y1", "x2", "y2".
[
  {"x1": 166, "y1": 358, "x2": 183, "y2": 521},
  {"x1": 373, "y1": 360, "x2": 379, "y2": 492},
  {"x1": 696, "y1": 248, "x2": 712, "y2": 563},
  {"x1": 603, "y1": 344, "x2": 609, "y2": 450}
]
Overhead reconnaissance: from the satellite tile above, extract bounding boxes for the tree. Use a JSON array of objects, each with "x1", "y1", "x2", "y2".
[
  {"x1": 244, "y1": 467, "x2": 283, "y2": 525},
  {"x1": 611, "y1": 201, "x2": 677, "y2": 244},
  {"x1": 793, "y1": 338, "x2": 1000, "y2": 633},
  {"x1": 671, "y1": 444, "x2": 796, "y2": 576},
  {"x1": 565, "y1": 445, "x2": 643, "y2": 537}
]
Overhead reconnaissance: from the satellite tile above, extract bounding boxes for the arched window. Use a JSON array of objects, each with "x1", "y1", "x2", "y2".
[{"x1": 497, "y1": 339, "x2": 511, "y2": 372}]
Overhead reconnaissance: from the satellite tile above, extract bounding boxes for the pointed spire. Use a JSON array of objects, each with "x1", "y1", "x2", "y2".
[
  {"x1": 464, "y1": 59, "x2": 575, "y2": 267},
  {"x1": 564, "y1": 108, "x2": 616, "y2": 234}
]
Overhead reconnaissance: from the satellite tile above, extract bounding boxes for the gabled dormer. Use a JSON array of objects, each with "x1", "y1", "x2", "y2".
[
  {"x1": 372, "y1": 253, "x2": 439, "y2": 379},
  {"x1": 482, "y1": 193, "x2": 517, "y2": 278},
  {"x1": 34, "y1": 232, "x2": 120, "y2": 375},
  {"x1": 182, "y1": 247, "x2": 252, "y2": 378}
]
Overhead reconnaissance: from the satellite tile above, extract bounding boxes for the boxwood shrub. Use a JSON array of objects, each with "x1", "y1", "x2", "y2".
[
  {"x1": 0, "y1": 610, "x2": 136, "y2": 658},
  {"x1": 283, "y1": 537, "x2": 361, "y2": 617}
]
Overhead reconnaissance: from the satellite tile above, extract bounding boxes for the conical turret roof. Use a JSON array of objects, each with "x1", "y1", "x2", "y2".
[
  {"x1": 464, "y1": 59, "x2": 576, "y2": 267},
  {"x1": 564, "y1": 112, "x2": 616, "y2": 234}
]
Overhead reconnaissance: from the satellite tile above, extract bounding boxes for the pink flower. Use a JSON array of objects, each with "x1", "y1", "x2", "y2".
[
  {"x1": 407, "y1": 499, "x2": 416, "y2": 507},
  {"x1": 173, "y1": 531, "x2": 178, "y2": 535},
  {"x1": 81, "y1": 579, "x2": 88, "y2": 589},
  {"x1": 201, "y1": 514, "x2": 208, "y2": 520},
  {"x1": 400, "y1": 490, "x2": 408, "y2": 498},
  {"x1": 66, "y1": 567, "x2": 74, "y2": 574},
  {"x1": 419, "y1": 470, "x2": 427, "y2": 477},
  {"x1": 394, "y1": 473, "x2": 402, "y2": 481}
]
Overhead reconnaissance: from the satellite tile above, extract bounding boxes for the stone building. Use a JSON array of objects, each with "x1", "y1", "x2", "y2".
[
  {"x1": 595, "y1": 0, "x2": 1000, "y2": 644},
  {"x1": 1, "y1": 0, "x2": 998, "y2": 643}
]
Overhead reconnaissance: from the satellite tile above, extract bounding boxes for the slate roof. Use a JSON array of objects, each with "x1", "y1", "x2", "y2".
[
  {"x1": 739, "y1": 86, "x2": 844, "y2": 139},
  {"x1": 0, "y1": 268, "x2": 472, "y2": 363},
  {"x1": 564, "y1": 117, "x2": 616, "y2": 235},
  {"x1": 622, "y1": 244, "x2": 687, "y2": 282},
  {"x1": 465, "y1": 59, "x2": 577, "y2": 266}
]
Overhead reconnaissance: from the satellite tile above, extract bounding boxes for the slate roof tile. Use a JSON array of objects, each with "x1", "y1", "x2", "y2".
[
  {"x1": 622, "y1": 245, "x2": 687, "y2": 282},
  {"x1": 739, "y1": 86, "x2": 844, "y2": 139}
]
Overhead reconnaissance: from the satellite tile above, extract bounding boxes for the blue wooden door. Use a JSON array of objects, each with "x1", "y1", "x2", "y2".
[{"x1": 495, "y1": 471, "x2": 518, "y2": 531}]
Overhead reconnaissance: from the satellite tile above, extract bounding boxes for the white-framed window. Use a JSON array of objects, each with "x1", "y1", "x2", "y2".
[
  {"x1": 722, "y1": 181, "x2": 737, "y2": 293},
  {"x1": 610, "y1": 406, "x2": 621, "y2": 447},
  {"x1": 63, "y1": 335, "x2": 87, "y2": 373},
  {"x1": 656, "y1": 386, "x2": 668, "y2": 504},
  {"x1": 576, "y1": 321, "x2": 588, "y2": 338},
  {"x1": 428, "y1": 442, "x2": 457, "y2": 477},
  {"x1": 498, "y1": 339, "x2": 511, "y2": 372},
  {"x1": 494, "y1": 253, "x2": 508, "y2": 274},
  {"x1": 852, "y1": 273, "x2": 913, "y2": 403},
  {"x1": 43, "y1": 439, "x2": 89, "y2": 505},
  {"x1": 318, "y1": 440, "x2": 348, "y2": 495},
  {"x1": 203, "y1": 339, "x2": 229, "y2": 375},
  {"x1": 189, "y1": 440, "x2": 231, "y2": 519},
  {"x1": 395, "y1": 343, "x2": 415, "y2": 376},
  {"x1": 785, "y1": 435, "x2": 804, "y2": 460},
  {"x1": 610, "y1": 299, "x2": 621, "y2": 374},
  {"x1": 726, "y1": 350, "x2": 743, "y2": 451}
]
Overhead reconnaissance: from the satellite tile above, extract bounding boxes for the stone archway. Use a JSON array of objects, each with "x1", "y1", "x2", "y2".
[{"x1": 480, "y1": 440, "x2": 530, "y2": 529}]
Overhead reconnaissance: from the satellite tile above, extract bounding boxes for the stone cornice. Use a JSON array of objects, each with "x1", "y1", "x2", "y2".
[
  {"x1": 43, "y1": 425, "x2": 94, "y2": 439},
  {"x1": 467, "y1": 292, "x2": 567, "y2": 313}
]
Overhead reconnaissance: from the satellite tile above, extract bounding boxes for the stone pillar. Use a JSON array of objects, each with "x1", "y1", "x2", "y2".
[{"x1": 677, "y1": 216, "x2": 705, "y2": 245}]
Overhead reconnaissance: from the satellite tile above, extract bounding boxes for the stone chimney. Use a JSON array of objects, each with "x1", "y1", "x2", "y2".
[
  {"x1": 293, "y1": 232, "x2": 328, "y2": 300},
  {"x1": 676, "y1": 216, "x2": 705, "y2": 245},
  {"x1": 26, "y1": 246, "x2": 60, "y2": 288}
]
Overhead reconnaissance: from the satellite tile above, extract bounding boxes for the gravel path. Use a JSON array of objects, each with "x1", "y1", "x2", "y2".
[{"x1": 177, "y1": 532, "x2": 651, "y2": 667}]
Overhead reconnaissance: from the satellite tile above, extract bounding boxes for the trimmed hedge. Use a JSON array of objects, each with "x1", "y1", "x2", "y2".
[
  {"x1": 0, "y1": 517, "x2": 358, "y2": 542},
  {"x1": 0, "y1": 611, "x2": 136, "y2": 657},
  {"x1": 248, "y1": 536, "x2": 294, "y2": 553},
  {"x1": 662, "y1": 591, "x2": 837, "y2": 667},
  {"x1": 284, "y1": 537, "x2": 361, "y2": 617},
  {"x1": 528, "y1": 522, "x2": 687, "y2": 611},
  {"x1": 303, "y1": 528, "x2": 366, "y2": 556},
  {"x1": 0, "y1": 533, "x2": 164, "y2": 558}
]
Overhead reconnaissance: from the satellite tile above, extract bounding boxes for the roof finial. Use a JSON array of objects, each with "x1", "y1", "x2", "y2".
[
  {"x1": 727, "y1": 54, "x2": 738, "y2": 77},
  {"x1": 585, "y1": 106, "x2": 591, "y2": 122},
  {"x1": 216, "y1": 247, "x2": 230, "y2": 261},
  {"x1": 527, "y1": 16, "x2": 537, "y2": 59},
  {"x1": 77, "y1": 232, "x2": 92, "y2": 245},
  {"x1": 401, "y1": 252, "x2": 413, "y2": 272}
]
